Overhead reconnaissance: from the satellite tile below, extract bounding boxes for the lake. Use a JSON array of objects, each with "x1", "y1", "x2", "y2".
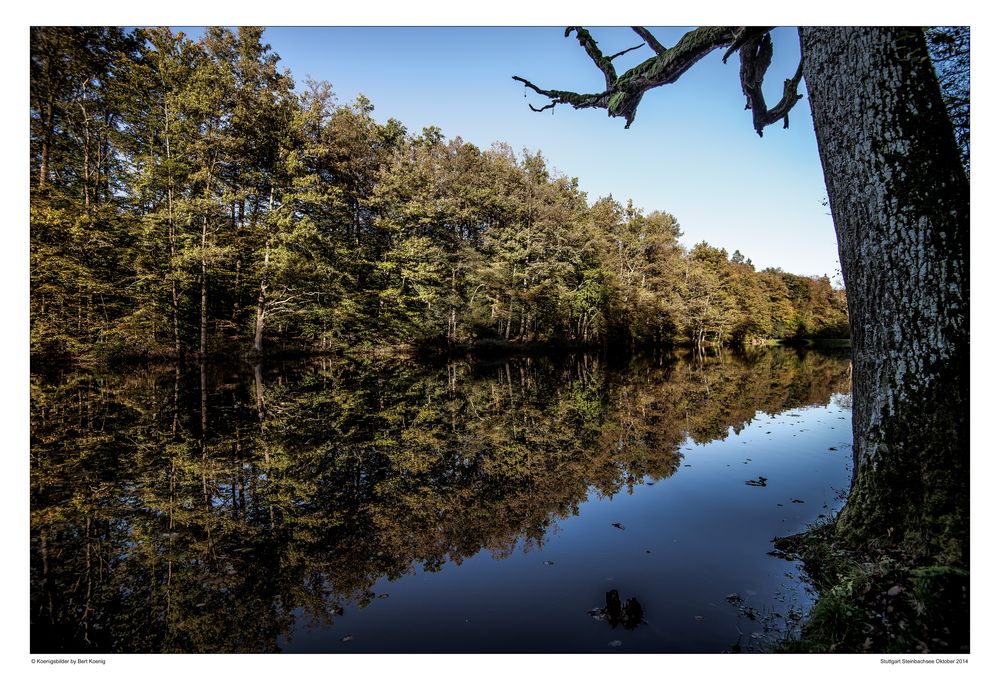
[{"x1": 30, "y1": 346, "x2": 853, "y2": 653}]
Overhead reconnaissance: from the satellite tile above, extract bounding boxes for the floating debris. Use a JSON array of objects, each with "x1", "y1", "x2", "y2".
[
  {"x1": 608, "y1": 640, "x2": 622, "y2": 647},
  {"x1": 377, "y1": 593, "x2": 389, "y2": 599},
  {"x1": 745, "y1": 476, "x2": 767, "y2": 487},
  {"x1": 725, "y1": 593, "x2": 760, "y2": 621},
  {"x1": 611, "y1": 522, "x2": 625, "y2": 530},
  {"x1": 330, "y1": 604, "x2": 344, "y2": 616},
  {"x1": 340, "y1": 634, "x2": 353, "y2": 643},
  {"x1": 543, "y1": 560, "x2": 555, "y2": 566},
  {"x1": 588, "y1": 589, "x2": 646, "y2": 630},
  {"x1": 791, "y1": 499, "x2": 805, "y2": 504}
]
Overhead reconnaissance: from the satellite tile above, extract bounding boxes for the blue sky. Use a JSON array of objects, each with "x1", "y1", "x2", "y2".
[{"x1": 238, "y1": 26, "x2": 841, "y2": 281}]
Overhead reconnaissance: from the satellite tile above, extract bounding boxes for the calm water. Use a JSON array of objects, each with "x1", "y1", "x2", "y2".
[{"x1": 30, "y1": 347, "x2": 853, "y2": 653}]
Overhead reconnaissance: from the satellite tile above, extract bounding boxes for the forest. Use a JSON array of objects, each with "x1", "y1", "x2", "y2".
[{"x1": 30, "y1": 26, "x2": 849, "y2": 365}]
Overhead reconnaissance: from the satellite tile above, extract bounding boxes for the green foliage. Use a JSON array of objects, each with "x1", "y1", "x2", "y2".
[{"x1": 31, "y1": 27, "x2": 850, "y2": 365}]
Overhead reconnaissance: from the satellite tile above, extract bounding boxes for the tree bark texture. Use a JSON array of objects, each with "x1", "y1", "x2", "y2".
[{"x1": 800, "y1": 27, "x2": 969, "y2": 563}]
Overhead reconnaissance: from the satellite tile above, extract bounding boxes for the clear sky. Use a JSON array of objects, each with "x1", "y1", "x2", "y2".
[{"x1": 208, "y1": 26, "x2": 841, "y2": 282}]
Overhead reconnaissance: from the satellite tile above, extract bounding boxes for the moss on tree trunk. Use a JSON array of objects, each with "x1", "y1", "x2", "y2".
[{"x1": 800, "y1": 26, "x2": 968, "y2": 566}]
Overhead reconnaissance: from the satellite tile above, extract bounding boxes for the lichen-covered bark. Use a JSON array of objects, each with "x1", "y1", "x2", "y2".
[{"x1": 800, "y1": 27, "x2": 969, "y2": 563}]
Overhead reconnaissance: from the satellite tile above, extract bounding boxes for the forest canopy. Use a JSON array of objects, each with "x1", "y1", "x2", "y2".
[{"x1": 30, "y1": 26, "x2": 849, "y2": 363}]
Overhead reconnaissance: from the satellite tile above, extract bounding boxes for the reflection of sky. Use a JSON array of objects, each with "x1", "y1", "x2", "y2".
[
  {"x1": 284, "y1": 394, "x2": 853, "y2": 653},
  {"x1": 174, "y1": 26, "x2": 841, "y2": 282}
]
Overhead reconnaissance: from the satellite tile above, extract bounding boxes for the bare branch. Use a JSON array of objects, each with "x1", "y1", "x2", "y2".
[
  {"x1": 739, "y1": 33, "x2": 804, "y2": 136},
  {"x1": 631, "y1": 27, "x2": 666, "y2": 55},
  {"x1": 722, "y1": 26, "x2": 774, "y2": 64},
  {"x1": 512, "y1": 75, "x2": 609, "y2": 111},
  {"x1": 607, "y1": 43, "x2": 645, "y2": 61},
  {"x1": 514, "y1": 26, "x2": 804, "y2": 134},
  {"x1": 529, "y1": 101, "x2": 558, "y2": 113}
]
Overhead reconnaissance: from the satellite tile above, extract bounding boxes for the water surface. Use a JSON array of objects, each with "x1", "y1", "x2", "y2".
[{"x1": 31, "y1": 347, "x2": 852, "y2": 653}]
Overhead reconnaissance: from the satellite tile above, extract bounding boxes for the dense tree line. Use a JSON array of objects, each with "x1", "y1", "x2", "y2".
[{"x1": 30, "y1": 27, "x2": 848, "y2": 363}]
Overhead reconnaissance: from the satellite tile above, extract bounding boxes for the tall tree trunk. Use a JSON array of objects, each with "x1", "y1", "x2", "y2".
[
  {"x1": 800, "y1": 27, "x2": 969, "y2": 563},
  {"x1": 233, "y1": 200, "x2": 243, "y2": 322},
  {"x1": 253, "y1": 188, "x2": 276, "y2": 355},
  {"x1": 200, "y1": 213, "x2": 209, "y2": 358},
  {"x1": 199, "y1": 160, "x2": 217, "y2": 359},
  {"x1": 163, "y1": 97, "x2": 182, "y2": 360},
  {"x1": 39, "y1": 83, "x2": 55, "y2": 189},
  {"x1": 80, "y1": 102, "x2": 91, "y2": 207}
]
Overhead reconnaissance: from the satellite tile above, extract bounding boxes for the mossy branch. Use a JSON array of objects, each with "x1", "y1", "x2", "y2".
[{"x1": 511, "y1": 75, "x2": 609, "y2": 113}]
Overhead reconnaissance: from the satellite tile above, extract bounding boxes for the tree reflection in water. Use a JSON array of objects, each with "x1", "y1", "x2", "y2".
[{"x1": 30, "y1": 347, "x2": 851, "y2": 652}]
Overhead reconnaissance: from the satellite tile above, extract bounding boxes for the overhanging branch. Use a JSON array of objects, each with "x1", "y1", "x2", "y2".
[
  {"x1": 565, "y1": 26, "x2": 618, "y2": 89},
  {"x1": 514, "y1": 26, "x2": 804, "y2": 134},
  {"x1": 512, "y1": 75, "x2": 609, "y2": 112},
  {"x1": 631, "y1": 27, "x2": 665, "y2": 55},
  {"x1": 607, "y1": 43, "x2": 645, "y2": 61},
  {"x1": 739, "y1": 33, "x2": 804, "y2": 136}
]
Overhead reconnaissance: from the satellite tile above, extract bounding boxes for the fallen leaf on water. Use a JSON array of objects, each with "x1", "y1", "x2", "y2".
[
  {"x1": 341, "y1": 635, "x2": 353, "y2": 643},
  {"x1": 608, "y1": 640, "x2": 622, "y2": 647},
  {"x1": 612, "y1": 522, "x2": 625, "y2": 530}
]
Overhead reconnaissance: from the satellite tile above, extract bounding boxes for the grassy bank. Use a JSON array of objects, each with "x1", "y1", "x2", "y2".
[{"x1": 774, "y1": 523, "x2": 969, "y2": 653}]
